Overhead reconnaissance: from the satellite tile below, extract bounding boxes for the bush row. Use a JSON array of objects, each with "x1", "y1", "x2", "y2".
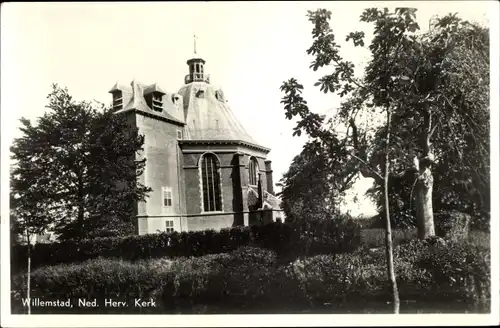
[
  {"x1": 11, "y1": 240, "x2": 490, "y2": 314},
  {"x1": 12, "y1": 219, "x2": 362, "y2": 272}
]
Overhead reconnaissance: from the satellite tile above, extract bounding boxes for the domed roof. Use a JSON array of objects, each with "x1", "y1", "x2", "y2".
[{"x1": 178, "y1": 82, "x2": 261, "y2": 146}]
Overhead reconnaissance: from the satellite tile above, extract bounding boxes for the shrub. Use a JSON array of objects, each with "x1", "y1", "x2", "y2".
[
  {"x1": 360, "y1": 228, "x2": 417, "y2": 248},
  {"x1": 11, "y1": 223, "x2": 284, "y2": 272},
  {"x1": 288, "y1": 215, "x2": 362, "y2": 256},
  {"x1": 157, "y1": 247, "x2": 279, "y2": 313},
  {"x1": 416, "y1": 240, "x2": 490, "y2": 302},
  {"x1": 11, "y1": 241, "x2": 490, "y2": 314},
  {"x1": 282, "y1": 251, "x2": 388, "y2": 306},
  {"x1": 469, "y1": 211, "x2": 490, "y2": 232},
  {"x1": 392, "y1": 237, "x2": 490, "y2": 303},
  {"x1": 467, "y1": 230, "x2": 490, "y2": 248},
  {"x1": 159, "y1": 253, "x2": 229, "y2": 311},
  {"x1": 392, "y1": 239, "x2": 434, "y2": 299},
  {"x1": 12, "y1": 218, "x2": 364, "y2": 272},
  {"x1": 434, "y1": 210, "x2": 471, "y2": 241},
  {"x1": 12, "y1": 257, "x2": 168, "y2": 314},
  {"x1": 252, "y1": 222, "x2": 296, "y2": 257},
  {"x1": 210, "y1": 247, "x2": 277, "y2": 309}
]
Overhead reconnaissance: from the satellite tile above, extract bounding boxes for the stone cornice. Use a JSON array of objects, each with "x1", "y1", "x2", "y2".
[
  {"x1": 115, "y1": 108, "x2": 185, "y2": 127},
  {"x1": 136, "y1": 209, "x2": 283, "y2": 219},
  {"x1": 179, "y1": 139, "x2": 270, "y2": 154}
]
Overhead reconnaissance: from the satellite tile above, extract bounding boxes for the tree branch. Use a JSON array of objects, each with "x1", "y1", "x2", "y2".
[
  {"x1": 339, "y1": 170, "x2": 359, "y2": 193},
  {"x1": 350, "y1": 152, "x2": 384, "y2": 182},
  {"x1": 421, "y1": 102, "x2": 433, "y2": 155}
]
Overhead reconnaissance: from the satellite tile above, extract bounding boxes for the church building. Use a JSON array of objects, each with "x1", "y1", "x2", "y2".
[{"x1": 109, "y1": 52, "x2": 283, "y2": 234}]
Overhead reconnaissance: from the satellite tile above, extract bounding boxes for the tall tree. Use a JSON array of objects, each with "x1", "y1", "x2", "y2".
[
  {"x1": 277, "y1": 140, "x2": 348, "y2": 226},
  {"x1": 366, "y1": 14, "x2": 490, "y2": 230},
  {"x1": 280, "y1": 7, "x2": 489, "y2": 240},
  {"x1": 10, "y1": 84, "x2": 152, "y2": 241},
  {"x1": 279, "y1": 7, "x2": 488, "y2": 313}
]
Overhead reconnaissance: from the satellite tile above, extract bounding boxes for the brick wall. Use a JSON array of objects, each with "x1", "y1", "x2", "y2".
[
  {"x1": 183, "y1": 152, "x2": 242, "y2": 215},
  {"x1": 185, "y1": 213, "x2": 236, "y2": 231},
  {"x1": 131, "y1": 113, "x2": 185, "y2": 233},
  {"x1": 121, "y1": 111, "x2": 276, "y2": 233},
  {"x1": 265, "y1": 160, "x2": 274, "y2": 195},
  {"x1": 184, "y1": 166, "x2": 202, "y2": 214}
]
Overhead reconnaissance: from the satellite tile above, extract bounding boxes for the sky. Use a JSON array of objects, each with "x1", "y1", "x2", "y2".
[{"x1": 0, "y1": 1, "x2": 494, "y2": 217}]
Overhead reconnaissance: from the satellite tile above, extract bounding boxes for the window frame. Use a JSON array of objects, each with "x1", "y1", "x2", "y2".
[
  {"x1": 150, "y1": 92, "x2": 163, "y2": 111},
  {"x1": 165, "y1": 220, "x2": 174, "y2": 233},
  {"x1": 248, "y1": 157, "x2": 259, "y2": 186},
  {"x1": 200, "y1": 153, "x2": 222, "y2": 213},
  {"x1": 112, "y1": 91, "x2": 123, "y2": 110},
  {"x1": 153, "y1": 92, "x2": 163, "y2": 102},
  {"x1": 162, "y1": 186, "x2": 173, "y2": 211}
]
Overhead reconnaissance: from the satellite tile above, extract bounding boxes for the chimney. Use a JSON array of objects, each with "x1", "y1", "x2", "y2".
[{"x1": 265, "y1": 160, "x2": 274, "y2": 195}]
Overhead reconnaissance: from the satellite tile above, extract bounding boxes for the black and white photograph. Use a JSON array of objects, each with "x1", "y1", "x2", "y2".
[{"x1": 1, "y1": 1, "x2": 498, "y2": 326}]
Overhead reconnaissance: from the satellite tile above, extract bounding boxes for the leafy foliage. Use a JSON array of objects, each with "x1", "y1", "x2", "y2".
[
  {"x1": 280, "y1": 8, "x2": 489, "y2": 234},
  {"x1": 10, "y1": 84, "x2": 152, "y2": 241},
  {"x1": 365, "y1": 16, "x2": 490, "y2": 229},
  {"x1": 11, "y1": 221, "x2": 361, "y2": 272},
  {"x1": 11, "y1": 240, "x2": 490, "y2": 314},
  {"x1": 277, "y1": 141, "x2": 354, "y2": 225},
  {"x1": 11, "y1": 257, "x2": 166, "y2": 314}
]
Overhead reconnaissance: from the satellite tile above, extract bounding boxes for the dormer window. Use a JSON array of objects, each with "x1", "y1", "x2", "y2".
[
  {"x1": 153, "y1": 93, "x2": 162, "y2": 102},
  {"x1": 196, "y1": 89, "x2": 205, "y2": 98},
  {"x1": 151, "y1": 92, "x2": 163, "y2": 111},
  {"x1": 215, "y1": 90, "x2": 225, "y2": 102},
  {"x1": 112, "y1": 91, "x2": 123, "y2": 110},
  {"x1": 144, "y1": 83, "x2": 166, "y2": 112}
]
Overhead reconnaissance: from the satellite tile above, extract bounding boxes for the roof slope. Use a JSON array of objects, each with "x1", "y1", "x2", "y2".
[
  {"x1": 247, "y1": 186, "x2": 281, "y2": 210},
  {"x1": 113, "y1": 80, "x2": 184, "y2": 124},
  {"x1": 178, "y1": 82, "x2": 260, "y2": 145}
]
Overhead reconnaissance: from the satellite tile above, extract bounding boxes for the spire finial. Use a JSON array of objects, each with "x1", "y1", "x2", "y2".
[{"x1": 193, "y1": 33, "x2": 197, "y2": 55}]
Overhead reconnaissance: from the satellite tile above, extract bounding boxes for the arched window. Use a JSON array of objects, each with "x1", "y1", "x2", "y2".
[
  {"x1": 200, "y1": 153, "x2": 222, "y2": 212},
  {"x1": 248, "y1": 157, "x2": 259, "y2": 186}
]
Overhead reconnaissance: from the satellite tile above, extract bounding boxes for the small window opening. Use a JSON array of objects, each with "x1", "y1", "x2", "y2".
[
  {"x1": 196, "y1": 90, "x2": 205, "y2": 98},
  {"x1": 248, "y1": 157, "x2": 259, "y2": 186},
  {"x1": 112, "y1": 91, "x2": 123, "y2": 110},
  {"x1": 151, "y1": 92, "x2": 163, "y2": 111},
  {"x1": 165, "y1": 220, "x2": 174, "y2": 233},
  {"x1": 162, "y1": 187, "x2": 173, "y2": 208},
  {"x1": 215, "y1": 90, "x2": 225, "y2": 102}
]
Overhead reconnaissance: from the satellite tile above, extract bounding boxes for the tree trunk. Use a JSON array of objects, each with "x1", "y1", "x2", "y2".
[
  {"x1": 77, "y1": 172, "x2": 85, "y2": 241},
  {"x1": 415, "y1": 165, "x2": 435, "y2": 239},
  {"x1": 26, "y1": 233, "x2": 31, "y2": 315},
  {"x1": 415, "y1": 104, "x2": 436, "y2": 240},
  {"x1": 383, "y1": 110, "x2": 400, "y2": 314},
  {"x1": 78, "y1": 207, "x2": 84, "y2": 240}
]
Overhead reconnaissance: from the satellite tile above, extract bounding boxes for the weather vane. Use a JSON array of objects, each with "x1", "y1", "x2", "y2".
[{"x1": 193, "y1": 33, "x2": 198, "y2": 55}]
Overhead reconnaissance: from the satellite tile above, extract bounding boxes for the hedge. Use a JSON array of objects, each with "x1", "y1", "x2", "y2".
[
  {"x1": 11, "y1": 241, "x2": 490, "y2": 314},
  {"x1": 12, "y1": 219, "x2": 362, "y2": 272}
]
